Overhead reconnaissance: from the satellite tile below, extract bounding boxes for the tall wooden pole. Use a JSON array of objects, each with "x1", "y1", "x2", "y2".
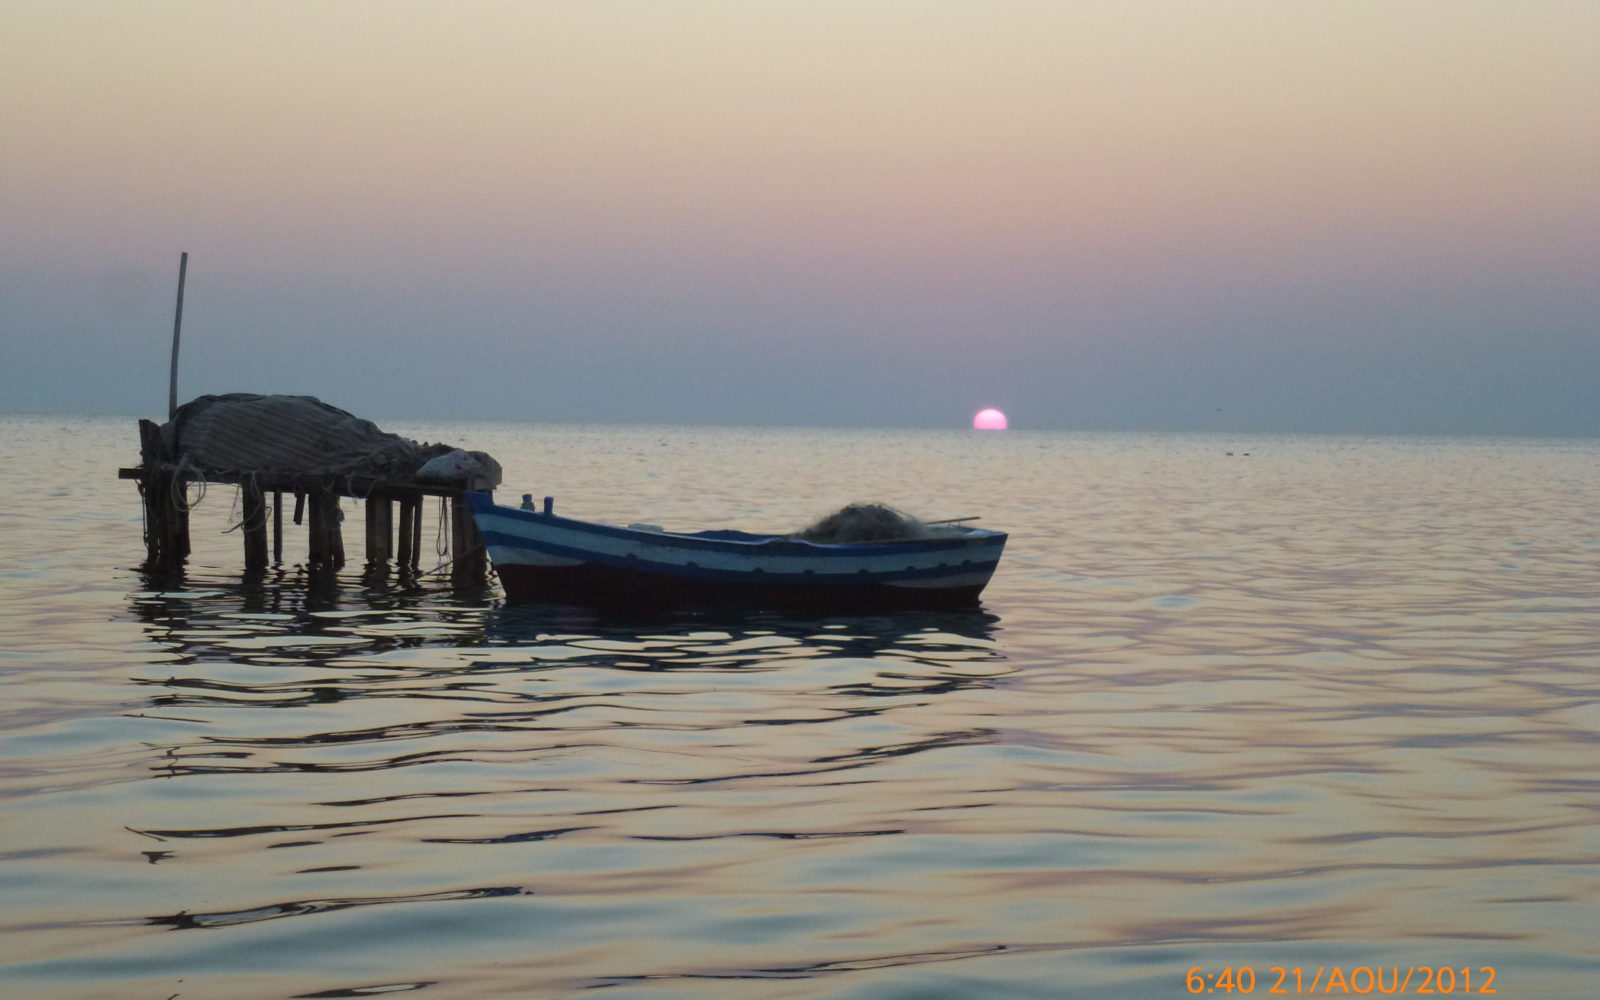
[{"x1": 168, "y1": 251, "x2": 188, "y2": 419}]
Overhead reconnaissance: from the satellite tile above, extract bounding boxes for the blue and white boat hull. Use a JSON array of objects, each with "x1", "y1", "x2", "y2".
[{"x1": 466, "y1": 492, "x2": 1006, "y2": 609}]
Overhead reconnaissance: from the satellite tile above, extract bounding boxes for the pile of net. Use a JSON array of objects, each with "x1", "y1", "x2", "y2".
[
  {"x1": 158, "y1": 393, "x2": 501, "y2": 490},
  {"x1": 793, "y1": 503, "x2": 930, "y2": 542}
]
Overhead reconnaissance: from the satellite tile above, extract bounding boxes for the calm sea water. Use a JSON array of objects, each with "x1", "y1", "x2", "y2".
[{"x1": 1, "y1": 416, "x2": 1598, "y2": 1000}]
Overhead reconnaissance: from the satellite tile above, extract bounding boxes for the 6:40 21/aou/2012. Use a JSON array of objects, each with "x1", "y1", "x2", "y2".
[{"x1": 1186, "y1": 965, "x2": 1497, "y2": 994}]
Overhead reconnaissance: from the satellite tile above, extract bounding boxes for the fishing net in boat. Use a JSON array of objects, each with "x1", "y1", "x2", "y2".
[{"x1": 794, "y1": 503, "x2": 930, "y2": 543}]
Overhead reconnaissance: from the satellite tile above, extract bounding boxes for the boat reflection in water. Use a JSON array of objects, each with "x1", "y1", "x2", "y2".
[
  {"x1": 125, "y1": 565, "x2": 1007, "y2": 780},
  {"x1": 114, "y1": 565, "x2": 1010, "y2": 982}
]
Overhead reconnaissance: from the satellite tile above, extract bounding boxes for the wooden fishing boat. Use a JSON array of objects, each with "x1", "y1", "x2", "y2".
[{"x1": 466, "y1": 492, "x2": 1006, "y2": 609}]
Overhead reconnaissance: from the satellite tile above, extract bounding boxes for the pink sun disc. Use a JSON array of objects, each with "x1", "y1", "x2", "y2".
[{"x1": 973, "y1": 408, "x2": 1008, "y2": 430}]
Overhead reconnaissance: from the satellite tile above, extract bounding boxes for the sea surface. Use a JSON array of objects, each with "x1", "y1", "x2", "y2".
[{"x1": 1, "y1": 416, "x2": 1598, "y2": 1000}]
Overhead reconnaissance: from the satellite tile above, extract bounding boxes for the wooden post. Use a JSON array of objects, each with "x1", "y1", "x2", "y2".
[
  {"x1": 467, "y1": 496, "x2": 487, "y2": 578},
  {"x1": 306, "y1": 492, "x2": 323, "y2": 566},
  {"x1": 449, "y1": 494, "x2": 466, "y2": 585},
  {"x1": 330, "y1": 498, "x2": 345, "y2": 569},
  {"x1": 364, "y1": 491, "x2": 393, "y2": 568},
  {"x1": 143, "y1": 474, "x2": 172, "y2": 571},
  {"x1": 138, "y1": 418, "x2": 189, "y2": 572},
  {"x1": 396, "y1": 494, "x2": 415, "y2": 573},
  {"x1": 409, "y1": 496, "x2": 424, "y2": 571},
  {"x1": 155, "y1": 474, "x2": 190, "y2": 568},
  {"x1": 377, "y1": 489, "x2": 393, "y2": 563},
  {"x1": 272, "y1": 490, "x2": 284, "y2": 565},
  {"x1": 363, "y1": 493, "x2": 378, "y2": 564},
  {"x1": 138, "y1": 420, "x2": 165, "y2": 569},
  {"x1": 451, "y1": 492, "x2": 487, "y2": 583},
  {"x1": 242, "y1": 480, "x2": 268, "y2": 569},
  {"x1": 449, "y1": 495, "x2": 465, "y2": 568},
  {"x1": 306, "y1": 490, "x2": 346, "y2": 570},
  {"x1": 307, "y1": 492, "x2": 332, "y2": 568},
  {"x1": 140, "y1": 474, "x2": 162, "y2": 569},
  {"x1": 168, "y1": 252, "x2": 188, "y2": 420},
  {"x1": 173, "y1": 475, "x2": 191, "y2": 563}
]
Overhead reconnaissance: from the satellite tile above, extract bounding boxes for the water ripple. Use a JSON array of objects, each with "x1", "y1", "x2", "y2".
[
  {"x1": 3, "y1": 424, "x2": 1598, "y2": 1000},
  {"x1": 141, "y1": 885, "x2": 526, "y2": 930}
]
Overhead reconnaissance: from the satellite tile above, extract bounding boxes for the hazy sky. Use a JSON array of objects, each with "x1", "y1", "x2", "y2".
[{"x1": 3, "y1": 0, "x2": 1596, "y2": 434}]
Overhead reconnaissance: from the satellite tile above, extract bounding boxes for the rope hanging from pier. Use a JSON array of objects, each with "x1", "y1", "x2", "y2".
[{"x1": 166, "y1": 456, "x2": 207, "y2": 512}]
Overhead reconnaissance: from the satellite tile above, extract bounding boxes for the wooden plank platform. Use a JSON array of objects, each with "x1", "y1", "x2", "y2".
[{"x1": 117, "y1": 466, "x2": 475, "y2": 500}]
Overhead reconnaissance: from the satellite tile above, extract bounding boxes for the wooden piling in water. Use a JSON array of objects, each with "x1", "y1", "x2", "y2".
[
  {"x1": 449, "y1": 496, "x2": 464, "y2": 567},
  {"x1": 364, "y1": 494, "x2": 378, "y2": 565},
  {"x1": 138, "y1": 418, "x2": 190, "y2": 571},
  {"x1": 328, "y1": 496, "x2": 346, "y2": 569},
  {"x1": 364, "y1": 491, "x2": 394, "y2": 568},
  {"x1": 242, "y1": 479, "x2": 268, "y2": 569},
  {"x1": 307, "y1": 490, "x2": 344, "y2": 569},
  {"x1": 379, "y1": 496, "x2": 394, "y2": 564},
  {"x1": 138, "y1": 420, "x2": 166, "y2": 570},
  {"x1": 306, "y1": 493, "x2": 325, "y2": 566},
  {"x1": 395, "y1": 496, "x2": 414, "y2": 572},
  {"x1": 122, "y1": 431, "x2": 489, "y2": 584},
  {"x1": 141, "y1": 472, "x2": 171, "y2": 571},
  {"x1": 450, "y1": 494, "x2": 487, "y2": 583},
  {"x1": 409, "y1": 497, "x2": 424, "y2": 572},
  {"x1": 272, "y1": 491, "x2": 284, "y2": 565}
]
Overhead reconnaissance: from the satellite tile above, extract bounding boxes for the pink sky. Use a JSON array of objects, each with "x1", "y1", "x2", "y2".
[{"x1": 3, "y1": 1, "x2": 1597, "y2": 433}]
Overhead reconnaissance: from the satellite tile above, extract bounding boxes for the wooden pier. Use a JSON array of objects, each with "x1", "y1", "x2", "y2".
[{"x1": 122, "y1": 418, "x2": 489, "y2": 583}]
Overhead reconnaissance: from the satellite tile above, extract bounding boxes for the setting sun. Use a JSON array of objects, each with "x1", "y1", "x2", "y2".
[{"x1": 973, "y1": 408, "x2": 1008, "y2": 430}]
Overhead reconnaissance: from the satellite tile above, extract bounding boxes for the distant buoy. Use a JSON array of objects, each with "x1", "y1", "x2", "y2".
[{"x1": 973, "y1": 408, "x2": 1008, "y2": 431}]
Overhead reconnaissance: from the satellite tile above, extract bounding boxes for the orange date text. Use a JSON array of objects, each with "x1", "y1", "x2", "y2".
[{"x1": 1186, "y1": 966, "x2": 1497, "y2": 994}]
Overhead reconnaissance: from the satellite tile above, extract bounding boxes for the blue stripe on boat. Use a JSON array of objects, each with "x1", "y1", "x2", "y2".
[
  {"x1": 477, "y1": 527, "x2": 1001, "y2": 585},
  {"x1": 467, "y1": 492, "x2": 1004, "y2": 558}
]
